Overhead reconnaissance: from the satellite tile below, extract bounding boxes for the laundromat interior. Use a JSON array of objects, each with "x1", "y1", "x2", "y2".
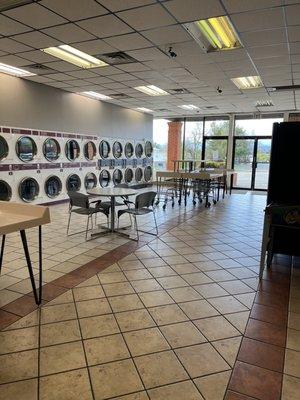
[{"x1": 0, "y1": 1, "x2": 300, "y2": 400}]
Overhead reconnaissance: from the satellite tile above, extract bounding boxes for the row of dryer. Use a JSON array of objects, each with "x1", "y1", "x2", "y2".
[
  {"x1": 0, "y1": 127, "x2": 153, "y2": 164},
  {"x1": 0, "y1": 166, "x2": 153, "y2": 203},
  {"x1": 0, "y1": 126, "x2": 153, "y2": 204}
]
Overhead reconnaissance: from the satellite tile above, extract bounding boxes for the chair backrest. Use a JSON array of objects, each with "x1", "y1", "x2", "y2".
[
  {"x1": 67, "y1": 191, "x2": 89, "y2": 209},
  {"x1": 266, "y1": 204, "x2": 300, "y2": 229},
  {"x1": 135, "y1": 191, "x2": 156, "y2": 209}
]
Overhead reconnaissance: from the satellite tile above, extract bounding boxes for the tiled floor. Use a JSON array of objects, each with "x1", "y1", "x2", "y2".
[{"x1": 0, "y1": 192, "x2": 299, "y2": 400}]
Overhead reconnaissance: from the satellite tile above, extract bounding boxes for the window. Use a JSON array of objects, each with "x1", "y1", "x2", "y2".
[
  {"x1": 153, "y1": 119, "x2": 168, "y2": 171},
  {"x1": 234, "y1": 116, "x2": 283, "y2": 136},
  {"x1": 184, "y1": 121, "x2": 203, "y2": 160},
  {"x1": 203, "y1": 119, "x2": 229, "y2": 167}
]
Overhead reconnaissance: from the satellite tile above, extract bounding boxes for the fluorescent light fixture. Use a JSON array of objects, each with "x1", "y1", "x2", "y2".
[
  {"x1": 134, "y1": 85, "x2": 169, "y2": 96},
  {"x1": 183, "y1": 15, "x2": 242, "y2": 52},
  {"x1": 255, "y1": 99, "x2": 274, "y2": 107},
  {"x1": 81, "y1": 91, "x2": 112, "y2": 100},
  {"x1": 179, "y1": 104, "x2": 199, "y2": 110},
  {"x1": 0, "y1": 62, "x2": 35, "y2": 77},
  {"x1": 231, "y1": 76, "x2": 263, "y2": 90},
  {"x1": 136, "y1": 107, "x2": 154, "y2": 113},
  {"x1": 42, "y1": 45, "x2": 108, "y2": 68}
]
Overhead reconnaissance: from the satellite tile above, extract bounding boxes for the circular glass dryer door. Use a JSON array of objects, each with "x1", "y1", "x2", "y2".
[
  {"x1": 84, "y1": 141, "x2": 96, "y2": 160},
  {"x1": 112, "y1": 141, "x2": 123, "y2": 158},
  {"x1": 0, "y1": 180, "x2": 12, "y2": 201},
  {"x1": 99, "y1": 170, "x2": 110, "y2": 187},
  {"x1": 66, "y1": 174, "x2": 81, "y2": 191},
  {"x1": 65, "y1": 140, "x2": 80, "y2": 161},
  {"x1": 45, "y1": 176, "x2": 62, "y2": 198},
  {"x1": 99, "y1": 140, "x2": 110, "y2": 158},
  {"x1": 43, "y1": 138, "x2": 60, "y2": 162},
  {"x1": 0, "y1": 136, "x2": 9, "y2": 161},
  {"x1": 19, "y1": 178, "x2": 39, "y2": 202},
  {"x1": 16, "y1": 136, "x2": 37, "y2": 162},
  {"x1": 135, "y1": 143, "x2": 143, "y2": 158},
  {"x1": 84, "y1": 172, "x2": 97, "y2": 189},
  {"x1": 135, "y1": 167, "x2": 143, "y2": 182},
  {"x1": 113, "y1": 169, "x2": 123, "y2": 185},
  {"x1": 144, "y1": 166, "x2": 152, "y2": 182},
  {"x1": 125, "y1": 142, "x2": 134, "y2": 158},
  {"x1": 145, "y1": 141, "x2": 153, "y2": 157},
  {"x1": 124, "y1": 168, "x2": 133, "y2": 183}
]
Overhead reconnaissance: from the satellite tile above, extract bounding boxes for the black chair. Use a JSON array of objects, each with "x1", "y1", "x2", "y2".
[
  {"x1": 67, "y1": 192, "x2": 110, "y2": 240},
  {"x1": 117, "y1": 191, "x2": 158, "y2": 241}
]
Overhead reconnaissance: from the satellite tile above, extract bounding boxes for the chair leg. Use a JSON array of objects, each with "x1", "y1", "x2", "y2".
[
  {"x1": 67, "y1": 212, "x2": 72, "y2": 235},
  {"x1": 85, "y1": 215, "x2": 90, "y2": 240},
  {"x1": 0, "y1": 235, "x2": 6, "y2": 274},
  {"x1": 153, "y1": 209, "x2": 158, "y2": 236},
  {"x1": 259, "y1": 214, "x2": 270, "y2": 279},
  {"x1": 134, "y1": 215, "x2": 139, "y2": 241}
]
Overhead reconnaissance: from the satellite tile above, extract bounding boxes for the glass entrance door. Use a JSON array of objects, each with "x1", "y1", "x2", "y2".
[{"x1": 233, "y1": 137, "x2": 271, "y2": 190}]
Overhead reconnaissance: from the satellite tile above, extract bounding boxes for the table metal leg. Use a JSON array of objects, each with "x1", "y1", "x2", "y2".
[
  {"x1": 20, "y1": 228, "x2": 42, "y2": 305},
  {"x1": 0, "y1": 234, "x2": 6, "y2": 273},
  {"x1": 110, "y1": 197, "x2": 115, "y2": 232}
]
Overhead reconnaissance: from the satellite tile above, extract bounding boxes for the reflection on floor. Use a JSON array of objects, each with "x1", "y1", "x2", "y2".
[{"x1": 0, "y1": 192, "x2": 298, "y2": 400}]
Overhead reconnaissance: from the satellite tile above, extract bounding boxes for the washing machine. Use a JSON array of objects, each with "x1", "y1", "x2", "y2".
[
  {"x1": 0, "y1": 127, "x2": 14, "y2": 163},
  {"x1": 14, "y1": 132, "x2": 39, "y2": 165},
  {"x1": 65, "y1": 172, "x2": 82, "y2": 193},
  {"x1": 144, "y1": 140, "x2": 153, "y2": 159},
  {"x1": 44, "y1": 173, "x2": 64, "y2": 203},
  {"x1": 0, "y1": 178, "x2": 13, "y2": 201},
  {"x1": 61, "y1": 134, "x2": 81, "y2": 163},
  {"x1": 134, "y1": 167, "x2": 143, "y2": 185},
  {"x1": 135, "y1": 140, "x2": 144, "y2": 160},
  {"x1": 144, "y1": 165, "x2": 153, "y2": 184}
]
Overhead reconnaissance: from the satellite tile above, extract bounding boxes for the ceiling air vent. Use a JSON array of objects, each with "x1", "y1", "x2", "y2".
[
  {"x1": 95, "y1": 52, "x2": 138, "y2": 65},
  {"x1": 26, "y1": 64, "x2": 57, "y2": 75},
  {"x1": 111, "y1": 93, "x2": 132, "y2": 99},
  {"x1": 156, "y1": 108, "x2": 170, "y2": 112},
  {"x1": 168, "y1": 88, "x2": 191, "y2": 94},
  {"x1": 203, "y1": 106, "x2": 218, "y2": 109},
  {"x1": 255, "y1": 100, "x2": 274, "y2": 107},
  {"x1": 0, "y1": 0, "x2": 36, "y2": 12}
]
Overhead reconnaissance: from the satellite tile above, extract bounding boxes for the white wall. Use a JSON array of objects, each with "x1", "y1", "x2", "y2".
[{"x1": 0, "y1": 74, "x2": 153, "y2": 140}]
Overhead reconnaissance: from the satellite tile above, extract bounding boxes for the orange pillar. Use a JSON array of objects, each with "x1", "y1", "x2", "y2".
[{"x1": 167, "y1": 121, "x2": 182, "y2": 170}]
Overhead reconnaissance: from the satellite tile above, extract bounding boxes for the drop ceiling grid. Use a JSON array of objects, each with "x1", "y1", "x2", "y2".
[{"x1": 0, "y1": 0, "x2": 299, "y2": 116}]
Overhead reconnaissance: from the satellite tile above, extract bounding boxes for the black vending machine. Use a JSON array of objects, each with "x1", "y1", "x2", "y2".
[{"x1": 266, "y1": 121, "x2": 300, "y2": 256}]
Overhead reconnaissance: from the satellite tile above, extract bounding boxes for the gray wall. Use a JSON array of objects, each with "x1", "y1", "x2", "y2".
[{"x1": 0, "y1": 74, "x2": 153, "y2": 139}]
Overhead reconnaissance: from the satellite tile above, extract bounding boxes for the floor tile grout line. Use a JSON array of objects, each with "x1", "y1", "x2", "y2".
[{"x1": 70, "y1": 288, "x2": 96, "y2": 400}]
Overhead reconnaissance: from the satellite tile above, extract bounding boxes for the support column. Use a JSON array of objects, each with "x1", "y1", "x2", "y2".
[{"x1": 167, "y1": 121, "x2": 182, "y2": 170}]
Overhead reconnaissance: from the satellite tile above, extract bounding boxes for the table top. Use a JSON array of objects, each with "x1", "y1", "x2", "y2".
[
  {"x1": 0, "y1": 201, "x2": 50, "y2": 235},
  {"x1": 87, "y1": 187, "x2": 138, "y2": 197}
]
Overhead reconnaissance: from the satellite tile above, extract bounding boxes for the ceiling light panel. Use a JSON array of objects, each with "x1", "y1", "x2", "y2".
[
  {"x1": 178, "y1": 104, "x2": 199, "y2": 110},
  {"x1": 81, "y1": 91, "x2": 112, "y2": 100},
  {"x1": 255, "y1": 99, "x2": 274, "y2": 107},
  {"x1": 183, "y1": 15, "x2": 242, "y2": 52},
  {"x1": 42, "y1": 45, "x2": 108, "y2": 68},
  {"x1": 136, "y1": 107, "x2": 154, "y2": 113},
  {"x1": 231, "y1": 76, "x2": 263, "y2": 89},
  {"x1": 0, "y1": 62, "x2": 35, "y2": 77},
  {"x1": 134, "y1": 85, "x2": 169, "y2": 96}
]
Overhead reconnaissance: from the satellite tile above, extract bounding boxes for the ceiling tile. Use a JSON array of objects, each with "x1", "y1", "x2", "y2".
[
  {"x1": 23, "y1": 75, "x2": 56, "y2": 83},
  {"x1": 142, "y1": 25, "x2": 191, "y2": 45},
  {"x1": 42, "y1": 60, "x2": 81, "y2": 72},
  {"x1": 117, "y1": 4, "x2": 176, "y2": 30},
  {"x1": 13, "y1": 31, "x2": 61, "y2": 48},
  {"x1": 110, "y1": 73, "x2": 137, "y2": 81},
  {"x1": 231, "y1": 8, "x2": 285, "y2": 32},
  {"x1": 223, "y1": 0, "x2": 282, "y2": 14},
  {"x1": 0, "y1": 37, "x2": 33, "y2": 53},
  {"x1": 40, "y1": 0, "x2": 107, "y2": 21},
  {"x1": 41, "y1": 23, "x2": 95, "y2": 43},
  {"x1": 285, "y1": 4, "x2": 300, "y2": 26},
  {"x1": 43, "y1": 72, "x2": 75, "y2": 81},
  {"x1": 0, "y1": 14, "x2": 32, "y2": 35},
  {"x1": 77, "y1": 14, "x2": 134, "y2": 38},
  {"x1": 17, "y1": 49, "x2": 58, "y2": 63},
  {"x1": 67, "y1": 70, "x2": 99, "y2": 79},
  {"x1": 127, "y1": 47, "x2": 169, "y2": 61},
  {"x1": 74, "y1": 39, "x2": 117, "y2": 55},
  {"x1": 164, "y1": 0, "x2": 225, "y2": 22},
  {"x1": 240, "y1": 28, "x2": 287, "y2": 47},
  {"x1": 290, "y1": 42, "x2": 300, "y2": 54},
  {"x1": 85, "y1": 76, "x2": 114, "y2": 84},
  {"x1": 3, "y1": 3, "x2": 67, "y2": 29},
  {"x1": 92, "y1": 65, "x2": 122, "y2": 75},
  {"x1": 248, "y1": 44, "x2": 289, "y2": 59},
  {"x1": 98, "y1": 0, "x2": 155, "y2": 12},
  {"x1": 104, "y1": 33, "x2": 152, "y2": 51},
  {"x1": 0, "y1": 54, "x2": 31, "y2": 67},
  {"x1": 117, "y1": 63, "x2": 151, "y2": 72},
  {"x1": 288, "y1": 26, "x2": 300, "y2": 42}
]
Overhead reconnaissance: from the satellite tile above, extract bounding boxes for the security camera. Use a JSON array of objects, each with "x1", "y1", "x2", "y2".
[
  {"x1": 168, "y1": 47, "x2": 177, "y2": 58},
  {"x1": 217, "y1": 86, "x2": 223, "y2": 94}
]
